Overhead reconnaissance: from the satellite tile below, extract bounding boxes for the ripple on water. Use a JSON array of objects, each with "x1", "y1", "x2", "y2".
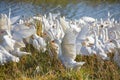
[{"x1": 0, "y1": 0, "x2": 120, "y2": 20}]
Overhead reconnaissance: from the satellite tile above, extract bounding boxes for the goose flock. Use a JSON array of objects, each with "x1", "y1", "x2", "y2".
[{"x1": 0, "y1": 10, "x2": 120, "y2": 70}]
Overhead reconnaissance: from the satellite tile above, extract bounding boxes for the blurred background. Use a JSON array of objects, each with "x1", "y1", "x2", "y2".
[{"x1": 0, "y1": 0, "x2": 120, "y2": 20}]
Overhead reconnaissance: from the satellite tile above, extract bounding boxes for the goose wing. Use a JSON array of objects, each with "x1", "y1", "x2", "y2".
[
  {"x1": 76, "y1": 24, "x2": 89, "y2": 43},
  {"x1": 12, "y1": 25, "x2": 36, "y2": 40},
  {"x1": 0, "y1": 46, "x2": 19, "y2": 64},
  {"x1": 11, "y1": 15, "x2": 21, "y2": 25}
]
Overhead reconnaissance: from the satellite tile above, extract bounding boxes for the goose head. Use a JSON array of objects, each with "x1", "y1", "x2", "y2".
[
  {"x1": 0, "y1": 29, "x2": 12, "y2": 38},
  {"x1": 81, "y1": 41, "x2": 90, "y2": 47},
  {"x1": 42, "y1": 29, "x2": 55, "y2": 42},
  {"x1": 81, "y1": 36, "x2": 94, "y2": 47},
  {"x1": 50, "y1": 39, "x2": 61, "y2": 55},
  {"x1": 32, "y1": 34, "x2": 38, "y2": 39},
  {"x1": 81, "y1": 16, "x2": 95, "y2": 23},
  {"x1": 0, "y1": 14, "x2": 8, "y2": 28},
  {"x1": 111, "y1": 39, "x2": 120, "y2": 48},
  {"x1": 86, "y1": 36, "x2": 94, "y2": 46},
  {"x1": 114, "y1": 31, "x2": 119, "y2": 39}
]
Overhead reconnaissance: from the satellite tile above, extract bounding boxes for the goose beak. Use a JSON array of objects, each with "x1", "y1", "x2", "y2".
[
  {"x1": 50, "y1": 40, "x2": 55, "y2": 45},
  {"x1": 49, "y1": 40, "x2": 59, "y2": 54},
  {"x1": 41, "y1": 32, "x2": 47, "y2": 37},
  {"x1": 50, "y1": 40, "x2": 59, "y2": 49},
  {"x1": 31, "y1": 35, "x2": 34, "y2": 39}
]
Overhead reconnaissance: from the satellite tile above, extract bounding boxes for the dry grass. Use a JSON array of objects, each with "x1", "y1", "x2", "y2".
[
  {"x1": 76, "y1": 54, "x2": 120, "y2": 80},
  {"x1": 0, "y1": 44, "x2": 120, "y2": 80},
  {"x1": 0, "y1": 44, "x2": 82, "y2": 80}
]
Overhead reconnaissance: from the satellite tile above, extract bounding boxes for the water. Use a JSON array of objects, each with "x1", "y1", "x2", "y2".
[{"x1": 0, "y1": 0, "x2": 120, "y2": 20}]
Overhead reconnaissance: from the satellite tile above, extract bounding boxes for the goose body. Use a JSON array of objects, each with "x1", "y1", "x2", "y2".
[
  {"x1": 81, "y1": 16, "x2": 95, "y2": 23},
  {"x1": 12, "y1": 24, "x2": 36, "y2": 41},
  {"x1": 76, "y1": 24, "x2": 89, "y2": 42},
  {"x1": 12, "y1": 24, "x2": 30, "y2": 31},
  {"x1": 113, "y1": 47, "x2": 120, "y2": 67},
  {"x1": 0, "y1": 32, "x2": 15, "y2": 52},
  {"x1": 32, "y1": 34, "x2": 46, "y2": 51},
  {"x1": 90, "y1": 31, "x2": 108, "y2": 60},
  {"x1": 80, "y1": 46, "x2": 93, "y2": 55},
  {"x1": 11, "y1": 48, "x2": 30, "y2": 57},
  {"x1": 110, "y1": 39, "x2": 120, "y2": 67},
  {"x1": 33, "y1": 39, "x2": 40, "y2": 50},
  {"x1": 52, "y1": 27, "x2": 85, "y2": 70},
  {"x1": 53, "y1": 39, "x2": 85, "y2": 70},
  {"x1": 0, "y1": 46, "x2": 19, "y2": 65},
  {"x1": 0, "y1": 14, "x2": 9, "y2": 30}
]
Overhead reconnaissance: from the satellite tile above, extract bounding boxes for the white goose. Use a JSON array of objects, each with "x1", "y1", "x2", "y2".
[
  {"x1": 11, "y1": 48, "x2": 30, "y2": 57},
  {"x1": 111, "y1": 39, "x2": 120, "y2": 67},
  {"x1": 32, "y1": 34, "x2": 46, "y2": 52},
  {"x1": 101, "y1": 29, "x2": 116, "y2": 53},
  {"x1": 1, "y1": 35, "x2": 15, "y2": 52},
  {"x1": 79, "y1": 43, "x2": 93, "y2": 55},
  {"x1": 11, "y1": 15, "x2": 21, "y2": 25},
  {"x1": 78, "y1": 35, "x2": 95, "y2": 55},
  {"x1": 12, "y1": 24, "x2": 36, "y2": 41},
  {"x1": 92, "y1": 31, "x2": 108, "y2": 60},
  {"x1": 0, "y1": 29, "x2": 30, "y2": 57},
  {"x1": 76, "y1": 24, "x2": 89, "y2": 42},
  {"x1": 55, "y1": 19, "x2": 65, "y2": 41},
  {"x1": 52, "y1": 26, "x2": 85, "y2": 70},
  {"x1": 76, "y1": 24, "x2": 90, "y2": 55},
  {"x1": 0, "y1": 30, "x2": 15, "y2": 52},
  {"x1": 60, "y1": 17, "x2": 70, "y2": 32},
  {"x1": 53, "y1": 39, "x2": 85, "y2": 70},
  {"x1": 81, "y1": 16, "x2": 95, "y2": 24},
  {"x1": 10, "y1": 39, "x2": 31, "y2": 57},
  {"x1": 0, "y1": 45, "x2": 19, "y2": 65},
  {"x1": 0, "y1": 14, "x2": 9, "y2": 30}
]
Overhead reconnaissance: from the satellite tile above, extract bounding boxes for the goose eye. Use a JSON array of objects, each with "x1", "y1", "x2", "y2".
[
  {"x1": 100, "y1": 25, "x2": 103, "y2": 28},
  {"x1": 56, "y1": 47, "x2": 58, "y2": 49},
  {"x1": 0, "y1": 31, "x2": 5, "y2": 33},
  {"x1": 52, "y1": 26, "x2": 55, "y2": 28},
  {"x1": 44, "y1": 33, "x2": 47, "y2": 35},
  {"x1": 110, "y1": 40, "x2": 112, "y2": 42},
  {"x1": 86, "y1": 38, "x2": 89, "y2": 41},
  {"x1": 51, "y1": 40, "x2": 55, "y2": 43},
  {"x1": 98, "y1": 42, "x2": 100, "y2": 44},
  {"x1": 31, "y1": 35, "x2": 34, "y2": 39},
  {"x1": 43, "y1": 33, "x2": 47, "y2": 35}
]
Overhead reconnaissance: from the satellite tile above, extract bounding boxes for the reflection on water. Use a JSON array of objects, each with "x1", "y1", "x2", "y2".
[{"x1": 0, "y1": 0, "x2": 120, "y2": 20}]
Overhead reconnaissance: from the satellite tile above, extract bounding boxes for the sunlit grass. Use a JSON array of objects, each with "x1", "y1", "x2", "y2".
[
  {"x1": 1, "y1": 46, "x2": 120, "y2": 80},
  {"x1": 76, "y1": 54, "x2": 120, "y2": 80}
]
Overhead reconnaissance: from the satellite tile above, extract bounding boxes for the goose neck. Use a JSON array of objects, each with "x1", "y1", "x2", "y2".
[{"x1": 94, "y1": 31, "x2": 98, "y2": 46}]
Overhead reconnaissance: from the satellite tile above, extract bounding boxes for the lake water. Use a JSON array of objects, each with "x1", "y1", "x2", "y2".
[{"x1": 0, "y1": 0, "x2": 120, "y2": 20}]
